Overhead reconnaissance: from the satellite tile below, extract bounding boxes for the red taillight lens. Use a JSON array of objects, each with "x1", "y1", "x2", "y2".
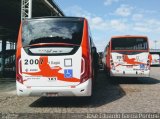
[
  {"x1": 81, "y1": 57, "x2": 85, "y2": 75},
  {"x1": 16, "y1": 57, "x2": 23, "y2": 84},
  {"x1": 147, "y1": 54, "x2": 151, "y2": 69},
  {"x1": 110, "y1": 56, "x2": 115, "y2": 70},
  {"x1": 80, "y1": 56, "x2": 90, "y2": 83},
  {"x1": 110, "y1": 58, "x2": 114, "y2": 65},
  {"x1": 146, "y1": 60, "x2": 150, "y2": 70},
  {"x1": 110, "y1": 55, "x2": 113, "y2": 65},
  {"x1": 148, "y1": 54, "x2": 152, "y2": 65}
]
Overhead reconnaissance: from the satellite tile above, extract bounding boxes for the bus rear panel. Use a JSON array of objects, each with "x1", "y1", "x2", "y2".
[
  {"x1": 16, "y1": 17, "x2": 95, "y2": 97},
  {"x1": 103, "y1": 36, "x2": 150, "y2": 77}
]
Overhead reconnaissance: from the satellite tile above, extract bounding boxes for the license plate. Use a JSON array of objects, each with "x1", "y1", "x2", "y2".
[
  {"x1": 46, "y1": 93, "x2": 58, "y2": 97},
  {"x1": 48, "y1": 77, "x2": 57, "y2": 81}
]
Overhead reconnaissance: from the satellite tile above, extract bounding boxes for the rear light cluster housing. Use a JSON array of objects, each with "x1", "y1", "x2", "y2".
[{"x1": 16, "y1": 57, "x2": 23, "y2": 84}]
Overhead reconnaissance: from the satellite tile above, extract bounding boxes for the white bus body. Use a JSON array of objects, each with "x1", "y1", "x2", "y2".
[
  {"x1": 103, "y1": 36, "x2": 150, "y2": 77},
  {"x1": 16, "y1": 17, "x2": 97, "y2": 97}
]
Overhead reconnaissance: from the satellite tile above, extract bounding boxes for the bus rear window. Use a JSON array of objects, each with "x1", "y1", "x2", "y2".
[
  {"x1": 22, "y1": 18, "x2": 84, "y2": 47},
  {"x1": 111, "y1": 37, "x2": 148, "y2": 51}
]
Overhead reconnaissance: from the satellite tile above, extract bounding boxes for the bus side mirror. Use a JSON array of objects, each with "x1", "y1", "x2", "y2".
[{"x1": 92, "y1": 47, "x2": 97, "y2": 53}]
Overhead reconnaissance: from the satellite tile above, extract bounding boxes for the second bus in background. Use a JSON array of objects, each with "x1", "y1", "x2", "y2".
[{"x1": 102, "y1": 35, "x2": 150, "y2": 77}]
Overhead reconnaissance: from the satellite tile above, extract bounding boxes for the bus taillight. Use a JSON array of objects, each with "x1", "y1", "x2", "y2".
[
  {"x1": 16, "y1": 57, "x2": 23, "y2": 84},
  {"x1": 147, "y1": 54, "x2": 151, "y2": 69},
  {"x1": 110, "y1": 56, "x2": 115, "y2": 70},
  {"x1": 80, "y1": 56, "x2": 89, "y2": 83},
  {"x1": 81, "y1": 57, "x2": 85, "y2": 75},
  {"x1": 146, "y1": 60, "x2": 150, "y2": 70}
]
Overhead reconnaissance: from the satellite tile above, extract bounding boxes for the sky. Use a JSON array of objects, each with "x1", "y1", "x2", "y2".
[{"x1": 55, "y1": 0, "x2": 160, "y2": 52}]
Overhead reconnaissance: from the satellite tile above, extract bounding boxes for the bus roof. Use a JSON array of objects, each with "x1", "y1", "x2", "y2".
[
  {"x1": 24, "y1": 16, "x2": 85, "y2": 21},
  {"x1": 111, "y1": 35, "x2": 148, "y2": 39}
]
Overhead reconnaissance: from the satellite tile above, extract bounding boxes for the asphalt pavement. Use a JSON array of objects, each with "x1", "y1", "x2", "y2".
[{"x1": 0, "y1": 67, "x2": 159, "y2": 118}]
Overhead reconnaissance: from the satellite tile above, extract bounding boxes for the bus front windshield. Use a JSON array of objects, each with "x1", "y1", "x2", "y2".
[
  {"x1": 111, "y1": 37, "x2": 148, "y2": 51},
  {"x1": 22, "y1": 18, "x2": 84, "y2": 47}
]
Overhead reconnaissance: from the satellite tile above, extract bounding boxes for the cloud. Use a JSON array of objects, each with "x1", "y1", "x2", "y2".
[
  {"x1": 132, "y1": 14, "x2": 143, "y2": 21},
  {"x1": 65, "y1": 5, "x2": 129, "y2": 32},
  {"x1": 65, "y1": 5, "x2": 160, "y2": 33},
  {"x1": 147, "y1": 19, "x2": 160, "y2": 26},
  {"x1": 64, "y1": 5, "x2": 92, "y2": 18},
  {"x1": 65, "y1": 6, "x2": 107, "y2": 31},
  {"x1": 138, "y1": 9, "x2": 157, "y2": 15},
  {"x1": 133, "y1": 27, "x2": 150, "y2": 32},
  {"x1": 104, "y1": 0, "x2": 119, "y2": 6},
  {"x1": 90, "y1": 17, "x2": 108, "y2": 30},
  {"x1": 110, "y1": 20, "x2": 128, "y2": 31},
  {"x1": 115, "y1": 4, "x2": 133, "y2": 17},
  {"x1": 92, "y1": 17, "x2": 103, "y2": 25},
  {"x1": 64, "y1": 5, "x2": 160, "y2": 50},
  {"x1": 146, "y1": 19, "x2": 160, "y2": 33},
  {"x1": 132, "y1": 19, "x2": 160, "y2": 33}
]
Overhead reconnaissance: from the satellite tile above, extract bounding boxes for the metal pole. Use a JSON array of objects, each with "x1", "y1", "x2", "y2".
[
  {"x1": 28, "y1": 0, "x2": 32, "y2": 18},
  {"x1": 21, "y1": 0, "x2": 24, "y2": 20},
  {"x1": 21, "y1": 0, "x2": 32, "y2": 20},
  {"x1": 1, "y1": 40, "x2": 6, "y2": 76},
  {"x1": 154, "y1": 40, "x2": 157, "y2": 49}
]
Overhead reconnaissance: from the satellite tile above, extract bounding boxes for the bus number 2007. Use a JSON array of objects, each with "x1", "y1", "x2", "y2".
[{"x1": 24, "y1": 59, "x2": 43, "y2": 65}]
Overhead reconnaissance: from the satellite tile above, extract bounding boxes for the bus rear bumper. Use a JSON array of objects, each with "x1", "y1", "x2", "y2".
[
  {"x1": 16, "y1": 79, "x2": 92, "y2": 97},
  {"x1": 110, "y1": 70, "x2": 150, "y2": 77},
  {"x1": 151, "y1": 63, "x2": 160, "y2": 66}
]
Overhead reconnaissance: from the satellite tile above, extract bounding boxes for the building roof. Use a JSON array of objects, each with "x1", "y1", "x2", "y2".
[{"x1": 0, "y1": 0, "x2": 64, "y2": 42}]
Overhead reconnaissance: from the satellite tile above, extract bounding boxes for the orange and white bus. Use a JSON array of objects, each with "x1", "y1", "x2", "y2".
[
  {"x1": 102, "y1": 35, "x2": 150, "y2": 77},
  {"x1": 16, "y1": 17, "x2": 98, "y2": 97}
]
